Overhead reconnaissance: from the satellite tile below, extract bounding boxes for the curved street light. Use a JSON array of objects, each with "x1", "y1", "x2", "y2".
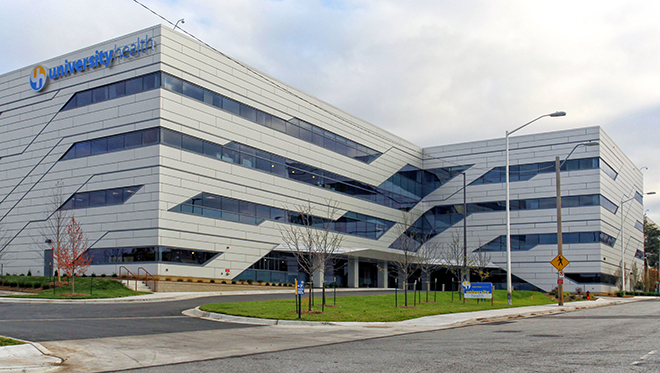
[{"x1": 505, "y1": 111, "x2": 566, "y2": 305}]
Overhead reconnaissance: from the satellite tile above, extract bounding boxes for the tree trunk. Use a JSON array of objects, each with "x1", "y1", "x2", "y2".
[{"x1": 404, "y1": 280, "x2": 408, "y2": 306}]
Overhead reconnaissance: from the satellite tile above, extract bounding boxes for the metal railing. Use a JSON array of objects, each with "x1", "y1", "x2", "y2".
[{"x1": 118, "y1": 266, "x2": 157, "y2": 292}]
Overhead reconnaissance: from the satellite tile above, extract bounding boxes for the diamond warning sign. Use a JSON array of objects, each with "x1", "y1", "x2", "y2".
[{"x1": 551, "y1": 254, "x2": 570, "y2": 271}]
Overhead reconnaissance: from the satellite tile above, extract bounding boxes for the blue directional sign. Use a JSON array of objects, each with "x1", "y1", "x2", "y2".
[
  {"x1": 296, "y1": 280, "x2": 305, "y2": 295},
  {"x1": 463, "y1": 282, "x2": 493, "y2": 299}
]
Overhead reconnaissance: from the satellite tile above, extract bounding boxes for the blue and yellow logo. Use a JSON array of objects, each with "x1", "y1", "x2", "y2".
[{"x1": 29, "y1": 65, "x2": 48, "y2": 92}]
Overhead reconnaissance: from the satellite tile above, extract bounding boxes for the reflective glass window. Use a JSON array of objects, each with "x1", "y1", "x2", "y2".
[
  {"x1": 73, "y1": 192, "x2": 89, "y2": 209},
  {"x1": 109, "y1": 81, "x2": 126, "y2": 99},
  {"x1": 125, "y1": 77, "x2": 143, "y2": 95},
  {"x1": 125, "y1": 132, "x2": 142, "y2": 148},
  {"x1": 74, "y1": 142, "x2": 91, "y2": 157},
  {"x1": 107, "y1": 134, "x2": 125, "y2": 152},
  {"x1": 90, "y1": 138, "x2": 107, "y2": 155},
  {"x1": 89, "y1": 190, "x2": 106, "y2": 207},
  {"x1": 162, "y1": 129, "x2": 182, "y2": 148},
  {"x1": 77, "y1": 90, "x2": 92, "y2": 107},
  {"x1": 142, "y1": 128, "x2": 159, "y2": 144},
  {"x1": 162, "y1": 74, "x2": 182, "y2": 93},
  {"x1": 182, "y1": 135, "x2": 204, "y2": 153},
  {"x1": 223, "y1": 97, "x2": 241, "y2": 115},
  {"x1": 92, "y1": 86, "x2": 108, "y2": 103},
  {"x1": 182, "y1": 81, "x2": 204, "y2": 101}
]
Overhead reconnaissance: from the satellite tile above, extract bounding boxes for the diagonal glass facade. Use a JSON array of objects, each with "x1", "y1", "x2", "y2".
[{"x1": 170, "y1": 192, "x2": 396, "y2": 240}]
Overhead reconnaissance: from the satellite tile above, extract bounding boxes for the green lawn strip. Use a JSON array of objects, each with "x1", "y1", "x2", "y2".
[
  {"x1": 0, "y1": 336, "x2": 24, "y2": 347},
  {"x1": 0, "y1": 276, "x2": 147, "y2": 299},
  {"x1": 200, "y1": 290, "x2": 556, "y2": 322}
]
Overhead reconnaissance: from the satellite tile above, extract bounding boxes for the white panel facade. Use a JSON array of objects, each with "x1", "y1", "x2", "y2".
[{"x1": 0, "y1": 25, "x2": 645, "y2": 293}]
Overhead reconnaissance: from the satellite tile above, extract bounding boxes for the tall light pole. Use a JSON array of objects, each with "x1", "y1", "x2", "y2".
[
  {"x1": 555, "y1": 142, "x2": 599, "y2": 306},
  {"x1": 462, "y1": 172, "x2": 468, "y2": 291},
  {"x1": 506, "y1": 111, "x2": 566, "y2": 305},
  {"x1": 620, "y1": 191, "x2": 655, "y2": 292}
]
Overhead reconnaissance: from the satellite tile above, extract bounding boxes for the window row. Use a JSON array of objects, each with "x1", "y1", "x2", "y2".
[
  {"x1": 160, "y1": 73, "x2": 381, "y2": 163},
  {"x1": 61, "y1": 127, "x2": 159, "y2": 160},
  {"x1": 564, "y1": 272, "x2": 618, "y2": 285},
  {"x1": 159, "y1": 128, "x2": 426, "y2": 211},
  {"x1": 470, "y1": 157, "x2": 616, "y2": 185},
  {"x1": 248, "y1": 251, "x2": 291, "y2": 272},
  {"x1": 379, "y1": 164, "x2": 469, "y2": 200},
  {"x1": 170, "y1": 192, "x2": 395, "y2": 240},
  {"x1": 61, "y1": 72, "x2": 161, "y2": 111},
  {"x1": 59, "y1": 186, "x2": 143, "y2": 210},
  {"x1": 86, "y1": 246, "x2": 219, "y2": 265},
  {"x1": 475, "y1": 231, "x2": 617, "y2": 252},
  {"x1": 392, "y1": 194, "x2": 618, "y2": 249},
  {"x1": 60, "y1": 127, "x2": 427, "y2": 211},
  {"x1": 58, "y1": 71, "x2": 381, "y2": 164}
]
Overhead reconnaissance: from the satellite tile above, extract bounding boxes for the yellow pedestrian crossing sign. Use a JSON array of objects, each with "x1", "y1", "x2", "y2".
[{"x1": 551, "y1": 254, "x2": 570, "y2": 271}]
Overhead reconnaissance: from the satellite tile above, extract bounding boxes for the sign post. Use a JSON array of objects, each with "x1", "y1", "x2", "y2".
[
  {"x1": 295, "y1": 280, "x2": 305, "y2": 318},
  {"x1": 551, "y1": 254, "x2": 570, "y2": 306}
]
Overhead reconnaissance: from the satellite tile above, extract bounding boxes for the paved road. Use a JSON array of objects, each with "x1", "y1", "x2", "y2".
[
  {"x1": 0, "y1": 290, "x2": 392, "y2": 341},
  {"x1": 113, "y1": 298, "x2": 660, "y2": 373}
]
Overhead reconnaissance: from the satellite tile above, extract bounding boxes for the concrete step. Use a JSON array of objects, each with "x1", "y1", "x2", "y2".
[{"x1": 120, "y1": 279, "x2": 153, "y2": 293}]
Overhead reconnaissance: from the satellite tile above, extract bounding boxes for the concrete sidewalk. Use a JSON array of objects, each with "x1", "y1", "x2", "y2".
[
  {"x1": 0, "y1": 294, "x2": 650, "y2": 372},
  {"x1": 0, "y1": 287, "x2": 384, "y2": 304},
  {"x1": 0, "y1": 341, "x2": 61, "y2": 373}
]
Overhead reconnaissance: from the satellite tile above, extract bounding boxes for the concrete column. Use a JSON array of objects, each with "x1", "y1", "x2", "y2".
[
  {"x1": 377, "y1": 260, "x2": 388, "y2": 288},
  {"x1": 347, "y1": 257, "x2": 359, "y2": 288},
  {"x1": 312, "y1": 267, "x2": 325, "y2": 287}
]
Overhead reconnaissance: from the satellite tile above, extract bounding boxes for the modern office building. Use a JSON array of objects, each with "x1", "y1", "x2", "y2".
[{"x1": 0, "y1": 25, "x2": 646, "y2": 293}]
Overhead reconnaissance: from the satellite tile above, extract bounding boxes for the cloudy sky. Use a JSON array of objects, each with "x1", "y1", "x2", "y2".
[{"x1": 1, "y1": 0, "x2": 659, "y2": 221}]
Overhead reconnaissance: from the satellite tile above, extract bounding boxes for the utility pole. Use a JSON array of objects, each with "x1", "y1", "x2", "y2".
[{"x1": 555, "y1": 156, "x2": 564, "y2": 306}]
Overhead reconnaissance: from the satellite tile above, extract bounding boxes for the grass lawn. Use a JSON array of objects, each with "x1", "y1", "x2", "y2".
[
  {"x1": 200, "y1": 290, "x2": 556, "y2": 322},
  {"x1": 0, "y1": 337, "x2": 24, "y2": 347},
  {"x1": 1, "y1": 276, "x2": 148, "y2": 299}
]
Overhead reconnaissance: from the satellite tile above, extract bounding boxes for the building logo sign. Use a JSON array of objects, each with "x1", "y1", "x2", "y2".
[
  {"x1": 29, "y1": 65, "x2": 48, "y2": 92},
  {"x1": 29, "y1": 35, "x2": 155, "y2": 92}
]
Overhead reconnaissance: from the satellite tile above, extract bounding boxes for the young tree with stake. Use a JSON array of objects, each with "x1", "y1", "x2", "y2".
[
  {"x1": 279, "y1": 200, "x2": 343, "y2": 311},
  {"x1": 59, "y1": 217, "x2": 91, "y2": 294}
]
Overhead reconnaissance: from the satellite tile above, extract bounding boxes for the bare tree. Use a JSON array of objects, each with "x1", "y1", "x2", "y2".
[
  {"x1": 416, "y1": 241, "x2": 442, "y2": 302},
  {"x1": 39, "y1": 181, "x2": 72, "y2": 282},
  {"x1": 471, "y1": 245, "x2": 492, "y2": 283},
  {"x1": 441, "y1": 229, "x2": 472, "y2": 299},
  {"x1": 279, "y1": 200, "x2": 344, "y2": 311},
  {"x1": 387, "y1": 212, "x2": 423, "y2": 307}
]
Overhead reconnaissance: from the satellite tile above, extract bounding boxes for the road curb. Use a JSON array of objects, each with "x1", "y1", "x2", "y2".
[{"x1": 184, "y1": 296, "x2": 648, "y2": 328}]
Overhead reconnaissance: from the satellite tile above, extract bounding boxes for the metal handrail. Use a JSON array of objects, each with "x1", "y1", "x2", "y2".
[
  {"x1": 137, "y1": 267, "x2": 157, "y2": 292},
  {"x1": 118, "y1": 266, "x2": 137, "y2": 291}
]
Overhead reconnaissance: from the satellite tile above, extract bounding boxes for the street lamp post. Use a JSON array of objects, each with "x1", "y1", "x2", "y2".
[
  {"x1": 555, "y1": 142, "x2": 599, "y2": 306},
  {"x1": 506, "y1": 111, "x2": 566, "y2": 305},
  {"x1": 462, "y1": 172, "x2": 468, "y2": 292},
  {"x1": 620, "y1": 191, "x2": 655, "y2": 292}
]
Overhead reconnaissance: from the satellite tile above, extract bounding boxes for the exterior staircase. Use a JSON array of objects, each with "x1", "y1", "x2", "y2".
[{"x1": 120, "y1": 279, "x2": 153, "y2": 293}]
